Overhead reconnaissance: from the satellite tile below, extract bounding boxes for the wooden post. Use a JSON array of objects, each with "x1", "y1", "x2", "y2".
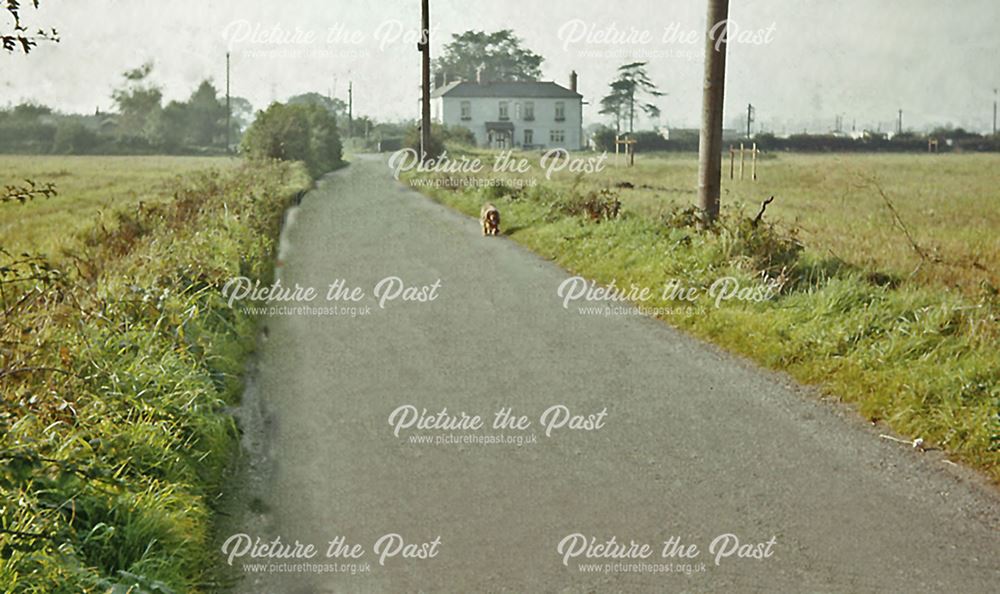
[
  {"x1": 225, "y1": 52, "x2": 231, "y2": 153},
  {"x1": 418, "y1": 0, "x2": 431, "y2": 159},
  {"x1": 751, "y1": 142, "x2": 757, "y2": 181},
  {"x1": 739, "y1": 142, "x2": 745, "y2": 180},
  {"x1": 629, "y1": 141, "x2": 635, "y2": 166},
  {"x1": 697, "y1": 0, "x2": 730, "y2": 222},
  {"x1": 615, "y1": 135, "x2": 620, "y2": 165},
  {"x1": 729, "y1": 145, "x2": 734, "y2": 179}
]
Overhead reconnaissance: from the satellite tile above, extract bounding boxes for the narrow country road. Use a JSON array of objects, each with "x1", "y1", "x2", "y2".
[{"x1": 227, "y1": 155, "x2": 999, "y2": 593}]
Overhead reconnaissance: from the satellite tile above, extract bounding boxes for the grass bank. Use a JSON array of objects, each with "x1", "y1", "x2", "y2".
[
  {"x1": 1, "y1": 159, "x2": 311, "y2": 592},
  {"x1": 404, "y1": 153, "x2": 999, "y2": 482}
]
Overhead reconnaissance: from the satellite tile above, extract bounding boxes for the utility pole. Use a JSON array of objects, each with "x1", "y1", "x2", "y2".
[
  {"x1": 993, "y1": 88, "x2": 997, "y2": 136},
  {"x1": 418, "y1": 0, "x2": 431, "y2": 159},
  {"x1": 348, "y1": 81, "x2": 353, "y2": 138},
  {"x1": 897, "y1": 109, "x2": 903, "y2": 135},
  {"x1": 225, "y1": 52, "x2": 231, "y2": 153},
  {"x1": 746, "y1": 103, "x2": 754, "y2": 139},
  {"x1": 697, "y1": 0, "x2": 730, "y2": 223}
]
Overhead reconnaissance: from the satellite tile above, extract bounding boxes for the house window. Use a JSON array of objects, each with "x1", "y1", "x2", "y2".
[
  {"x1": 524, "y1": 129, "x2": 533, "y2": 146},
  {"x1": 524, "y1": 101, "x2": 534, "y2": 121},
  {"x1": 515, "y1": 103, "x2": 522, "y2": 120},
  {"x1": 460, "y1": 101, "x2": 471, "y2": 120},
  {"x1": 550, "y1": 129, "x2": 565, "y2": 143},
  {"x1": 555, "y1": 101, "x2": 565, "y2": 121},
  {"x1": 499, "y1": 101, "x2": 509, "y2": 120}
]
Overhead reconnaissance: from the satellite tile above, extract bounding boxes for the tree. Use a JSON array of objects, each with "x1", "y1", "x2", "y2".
[
  {"x1": 185, "y1": 80, "x2": 226, "y2": 146},
  {"x1": 52, "y1": 119, "x2": 98, "y2": 154},
  {"x1": 2, "y1": 0, "x2": 58, "y2": 53},
  {"x1": 434, "y1": 30, "x2": 543, "y2": 83},
  {"x1": 111, "y1": 62, "x2": 164, "y2": 146},
  {"x1": 601, "y1": 62, "x2": 664, "y2": 134},
  {"x1": 229, "y1": 96, "x2": 254, "y2": 136},
  {"x1": 599, "y1": 89, "x2": 628, "y2": 135},
  {"x1": 288, "y1": 92, "x2": 347, "y2": 118},
  {"x1": 241, "y1": 102, "x2": 342, "y2": 177}
]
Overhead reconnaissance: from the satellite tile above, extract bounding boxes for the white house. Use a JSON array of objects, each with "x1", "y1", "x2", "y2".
[{"x1": 430, "y1": 72, "x2": 584, "y2": 150}]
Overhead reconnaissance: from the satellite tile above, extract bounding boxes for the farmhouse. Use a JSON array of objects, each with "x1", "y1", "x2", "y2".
[{"x1": 430, "y1": 71, "x2": 584, "y2": 150}]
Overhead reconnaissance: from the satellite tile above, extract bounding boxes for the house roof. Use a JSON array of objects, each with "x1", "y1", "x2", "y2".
[{"x1": 431, "y1": 80, "x2": 582, "y2": 99}]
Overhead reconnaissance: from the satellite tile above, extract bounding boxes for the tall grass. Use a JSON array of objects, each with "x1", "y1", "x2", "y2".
[{"x1": 0, "y1": 160, "x2": 310, "y2": 592}]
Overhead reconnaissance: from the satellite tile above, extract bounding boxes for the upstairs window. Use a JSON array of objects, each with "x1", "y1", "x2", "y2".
[
  {"x1": 524, "y1": 101, "x2": 535, "y2": 121},
  {"x1": 460, "y1": 101, "x2": 471, "y2": 120},
  {"x1": 499, "y1": 101, "x2": 509, "y2": 120},
  {"x1": 555, "y1": 101, "x2": 565, "y2": 121}
]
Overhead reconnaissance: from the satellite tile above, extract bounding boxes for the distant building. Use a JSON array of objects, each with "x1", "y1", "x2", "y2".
[{"x1": 430, "y1": 71, "x2": 583, "y2": 150}]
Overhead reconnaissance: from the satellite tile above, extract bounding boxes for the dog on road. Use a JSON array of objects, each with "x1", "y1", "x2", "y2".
[{"x1": 480, "y1": 203, "x2": 501, "y2": 236}]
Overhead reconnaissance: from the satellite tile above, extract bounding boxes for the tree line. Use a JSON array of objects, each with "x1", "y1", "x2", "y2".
[{"x1": 0, "y1": 63, "x2": 252, "y2": 155}]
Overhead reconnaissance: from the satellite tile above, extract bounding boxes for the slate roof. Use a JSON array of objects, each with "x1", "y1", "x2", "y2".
[{"x1": 431, "y1": 80, "x2": 581, "y2": 99}]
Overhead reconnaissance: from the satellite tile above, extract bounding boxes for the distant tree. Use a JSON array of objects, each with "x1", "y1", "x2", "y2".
[
  {"x1": 288, "y1": 93, "x2": 347, "y2": 119},
  {"x1": 2, "y1": 0, "x2": 58, "y2": 53},
  {"x1": 185, "y1": 80, "x2": 226, "y2": 146},
  {"x1": 241, "y1": 102, "x2": 342, "y2": 177},
  {"x1": 52, "y1": 119, "x2": 98, "y2": 154},
  {"x1": 599, "y1": 89, "x2": 628, "y2": 135},
  {"x1": 0, "y1": 102, "x2": 57, "y2": 152},
  {"x1": 111, "y1": 62, "x2": 164, "y2": 146},
  {"x1": 601, "y1": 62, "x2": 664, "y2": 134},
  {"x1": 229, "y1": 96, "x2": 254, "y2": 136},
  {"x1": 434, "y1": 30, "x2": 543, "y2": 82},
  {"x1": 12, "y1": 102, "x2": 52, "y2": 118},
  {"x1": 929, "y1": 126, "x2": 980, "y2": 140}
]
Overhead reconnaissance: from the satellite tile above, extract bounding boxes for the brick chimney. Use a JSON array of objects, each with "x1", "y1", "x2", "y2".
[
  {"x1": 476, "y1": 65, "x2": 484, "y2": 85},
  {"x1": 570, "y1": 70, "x2": 578, "y2": 93}
]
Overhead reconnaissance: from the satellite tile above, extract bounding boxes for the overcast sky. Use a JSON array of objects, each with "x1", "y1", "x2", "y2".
[{"x1": 3, "y1": 0, "x2": 998, "y2": 133}]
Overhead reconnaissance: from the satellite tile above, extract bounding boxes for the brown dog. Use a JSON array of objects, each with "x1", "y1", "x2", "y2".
[{"x1": 480, "y1": 203, "x2": 501, "y2": 236}]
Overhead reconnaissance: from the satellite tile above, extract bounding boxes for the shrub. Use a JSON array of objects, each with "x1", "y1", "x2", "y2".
[
  {"x1": 52, "y1": 121, "x2": 100, "y2": 154},
  {"x1": 241, "y1": 102, "x2": 343, "y2": 177},
  {"x1": 554, "y1": 188, "x2": 622, "y2": 222}
]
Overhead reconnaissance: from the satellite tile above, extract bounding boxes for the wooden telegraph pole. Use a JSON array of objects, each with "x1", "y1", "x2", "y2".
[
  {"x1": 993, "y1": 88, "x2": 997, "y2": 137},
  {"x1": 697, "y1": 0, "x2": 730, "y2": 223},
  {"x1": 418, "y1": 0, "x2": 431, "y2": 159},
  {"x1": 225, "y1": 52, "x2": 231, "y2": 153},
  {"x1": 348, "y1": 81, "x2": 353, "y2": 138}
]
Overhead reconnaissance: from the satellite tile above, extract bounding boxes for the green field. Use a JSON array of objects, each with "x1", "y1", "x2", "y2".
[
  {"x1": 437, "y1": 150, "x2": 1000, "y2": 298},
  {"x1": 408, "y1": 149, "x2": 1000, "y2": 481},
  {"x1": 0, "y1": 155, "x2": 239, "y2": 256}
]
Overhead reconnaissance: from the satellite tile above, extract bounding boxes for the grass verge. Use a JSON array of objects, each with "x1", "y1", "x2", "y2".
[
  {"x1": 1, "y1": 159, "x2": 311, "y2": 592},
  {"x1": 405, "y1": 164, "x2": 1000, "y2": 482}
]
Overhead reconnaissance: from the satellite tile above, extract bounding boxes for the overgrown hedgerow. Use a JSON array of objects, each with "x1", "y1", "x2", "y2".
[{"x1": 0, "y1": 160, "x2": 311, "y2": 592}]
